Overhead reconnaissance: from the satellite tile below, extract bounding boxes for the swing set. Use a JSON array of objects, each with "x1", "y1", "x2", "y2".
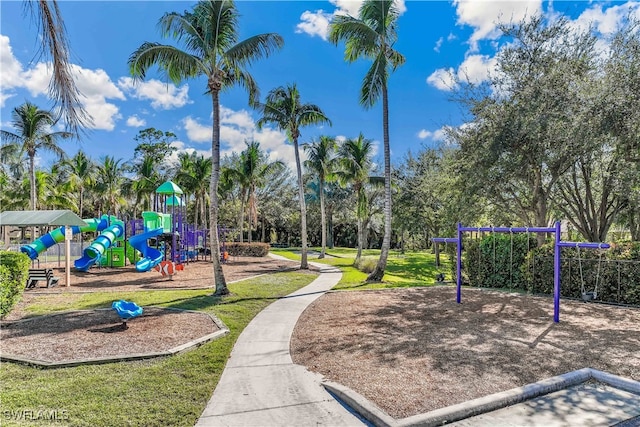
[{"x1": 433, "y1": 221, "x2": 609, "y2": 323}]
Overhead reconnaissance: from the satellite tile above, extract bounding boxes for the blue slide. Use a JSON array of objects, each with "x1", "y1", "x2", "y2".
[
  {"x1": 128, "y1": 228, "x2": 164, "y2": 272},
  {"x1": 74, "y1": 224, "x2": 124, "y2": 272}
]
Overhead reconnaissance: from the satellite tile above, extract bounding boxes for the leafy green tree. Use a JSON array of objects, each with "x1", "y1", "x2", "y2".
[
  {"x1": 129, "y1": 0, "x2": 283, "y2": 295},
  {"x1": 256, "y1": 84, "x2": 331, "y2": 268},
  {"x1": 329, "y1": 0, "x2": 405, "y2": 281},
  {"x1": 1, "y1": 101, "x2": 71, "y2": 211},
  {"x1": 450, "y1": 16, "x2": 597, "y2": 244},
  {"x1": 303, "y1": 136, "x2": 337, "y2": 258},
  {"x1": 336, "y1": 134, "x2": 379, "y2": 264},
  {"x1": 61, "y1": 150, "x2": 96, "y2": 217},
  {"x1": 132, "y1": 128, "x2": 177, "y2": 178}
]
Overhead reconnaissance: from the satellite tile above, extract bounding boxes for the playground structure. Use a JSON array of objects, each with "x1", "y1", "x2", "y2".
[
  {"x1": 19, "y1": 181, "x2": 212, "y2": 274},
  {"x1": 433, "y1": 221, "x2": 610, "y2": 323}
]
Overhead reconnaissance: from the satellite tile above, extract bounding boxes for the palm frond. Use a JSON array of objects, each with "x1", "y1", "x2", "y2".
[
  {"x1": 193, "y1": 0, "x2": 239, "y2": 53},
  {"x1": 27, "y1": 0, "x2": 92, "y2": 134},
  {"x1": 298, "y1": 104, "x2": 332, "y2": 127},
  {"x1": 360, "y1": 0, "x2": 399, "y2": 38},
  {"x1": 360, "y1": 54, "x2": 387, "y2": 108},
  {"x1": 225, "y1": 33, "x2": 284, "y2": 66},
  {"x1": 128, "y1": 42, "x2": 203, "y2": 84},
  {"x1": 329, "y1": 17, "x2": 378, "y2": 62},
  {"x1": 219, "y1": 63, "x2": 260, "y2": 105}
]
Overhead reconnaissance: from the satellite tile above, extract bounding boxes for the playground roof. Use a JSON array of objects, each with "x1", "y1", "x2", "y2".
[
  {"x1": 156, "y1": 181, "x2": 183, "y2": 195},
  {"x1": 0, "y1": 210, "x2": 87, "y2": 227}
]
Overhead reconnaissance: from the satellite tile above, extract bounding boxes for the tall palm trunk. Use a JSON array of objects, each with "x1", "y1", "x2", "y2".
[
  {"x1": 29, "y1": 152, "x2": 37, "y2": 239},
  {"x1": 29, "y1": 153, "x2": 36, "y2": 210},
  {"x1": 368, "y1": 83, "x2": 391, "y2": 282},
  {"x1": 293, "y1": 136, "x2": 308, "y2": 269},
  {"x1": 210, "y1": 89, "x2": 228, "y2": 295},
  {"x1": 238, "y1": 188, "x2": 246, "y2": 243},
  {"x1": 319, "y1": 176, "x2": 326, "y2": 259},
  {"x1": 78, "y1": 187, "x2": 84, "y2": 217}
]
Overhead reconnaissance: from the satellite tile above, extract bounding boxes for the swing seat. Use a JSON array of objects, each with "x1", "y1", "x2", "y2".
[
  {"x1": 435, "y1": 273, "x2": 445, "y2": 283},
  {"x1": 581, "y1": 291, "x2": 597, "y2": 302}
]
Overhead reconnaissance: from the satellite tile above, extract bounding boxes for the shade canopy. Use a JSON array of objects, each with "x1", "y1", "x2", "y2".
[
  {"x1": 0, "y1": 210, "x2": 87, "y2": 227},
  {"x1": 165, "y1": 195, "x2": 185, "y2": 207},
  {"x1": 156, "y1": 181, "x2": 183, "y2": 195}
]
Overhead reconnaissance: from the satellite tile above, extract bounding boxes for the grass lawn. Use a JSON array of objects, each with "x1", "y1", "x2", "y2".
[
  {"x1": 0, "y1": 271, "x2": 317, "y2": 427},
  {"x1": 271, "y1": 247, "x2": 453, "y2": 290}
]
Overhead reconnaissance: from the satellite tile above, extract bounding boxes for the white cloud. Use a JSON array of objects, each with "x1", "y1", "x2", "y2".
[
  {"x1": 427, "y1": 67, "x2": 457, "y2": 91},
  {"x1": 453, "y1": 0, "x2": 542, "y2": 51},
  {"x1": 434, "y1": 37, "x2": 444, "y2": 53},
  {"x1": 181, "y1": 106, "x2": 296, "y2": 170},
  {"x1": 417, "y1": 128, "x2": 446, "y2": 141},
  {"x1": 457, "y1": 54, "x2": 497, "y2": 84},
  {"x1": 427, "y1": 54, "x2": 497, "y2": 92},
  {"x1": 571, "y1": 2, "x2": 640, "y2": 36},
  {"x1": 183, "y1": 116, "x2": 211, "y2": 143},
  {"x1": 118, "y1": 77, "x2": 190, "y2": 110},
  {"x1": 166, "y1": 140, "x2": 211, "y2": 166},
  {"x1": 296, "y1": 0, "x2": 406, "y2": 40},
  {"x1": 296, "y1": 10, "x2": 332, "y2": 40},
  {"x1": 0, "y1": 35, "x2": 23, "y2": 107},
  {"x1": 18, "y1": 60, "x2": 125, "y2": 131},
  {"x1": 126, "y1": 115, "x2": 146, "y2": 127}
]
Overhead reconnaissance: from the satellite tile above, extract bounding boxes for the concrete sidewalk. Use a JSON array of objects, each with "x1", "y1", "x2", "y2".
[{"x1": 196, "y1": 257, "x2": 364, "y2": 427}]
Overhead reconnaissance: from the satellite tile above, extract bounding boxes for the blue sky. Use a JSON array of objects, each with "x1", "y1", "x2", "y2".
[{"x1": 2, "y1": 1, "x2": 639, "y2": 172}]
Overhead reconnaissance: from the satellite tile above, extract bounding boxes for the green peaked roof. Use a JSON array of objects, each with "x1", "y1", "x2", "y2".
[
  {"x1": 156, "y1": 181, "x2": 183, "y2": 195},
  {"x1": 165, "y1": 195, "x2": 185, "y2": 207}
]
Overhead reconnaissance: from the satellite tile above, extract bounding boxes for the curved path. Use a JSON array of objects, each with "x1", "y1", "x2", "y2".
[{"x1": 196, "y1": 256, "x2": 364, "y2": 427}]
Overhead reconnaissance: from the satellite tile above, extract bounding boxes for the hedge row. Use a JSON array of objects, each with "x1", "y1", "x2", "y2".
[
  {"x1": 0, "y1": 250, "x2": 30, "y2": 318},
  {"x1": 224, "y1": 242, "x2": 270, "y2": 257},
  {"x1": 462, "y1": 237, "x2": 640, "y2": 305},
  {"x1": 525, "y1": 242, "x2": 640, "y2": 305}
]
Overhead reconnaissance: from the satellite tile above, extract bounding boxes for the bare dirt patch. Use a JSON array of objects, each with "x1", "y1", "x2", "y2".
[
  {"x1": 1, "y1": 307, "x2": 219, "y2": 364},
  {"x1": 29, "y1": 255, "x2": 302, "y2": 292},
  {"x1": 291, "y1": 286, "x2": 640, "y2": 419}
]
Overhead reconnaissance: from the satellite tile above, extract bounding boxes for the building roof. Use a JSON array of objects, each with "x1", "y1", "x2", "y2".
[{"x1": 0, "y1": 210, "x2": 87, "y2": 227}]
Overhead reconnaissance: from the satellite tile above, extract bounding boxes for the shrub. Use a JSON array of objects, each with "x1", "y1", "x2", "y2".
[
  {"x1": 354, "y1": 256, "x2": 377, "y2": 274},
  {"x1": 224, "y1": 242, "x2": 270, "y2": 257},
  {"x1": 525, "y1": 242, "x2": 640, "y2": 305},
  {"x1": 0, "y1": 250, "x2": 30, "y2": 318},
  {"x1": 464, "y1": 233, "x2": 537, "y2": 290}
]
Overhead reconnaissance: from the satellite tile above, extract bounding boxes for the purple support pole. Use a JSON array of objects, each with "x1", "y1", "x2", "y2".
[
  {"x1": 457, "y1": 222, "x2": 462, "y2": 304},
  {"x1": 554, "y1": 221, "x2": 561, "y2": 323}
]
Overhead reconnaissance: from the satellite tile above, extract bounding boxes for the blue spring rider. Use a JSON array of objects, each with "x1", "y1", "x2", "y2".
[{"x1": 112, "y1": 300, "x2": 143, "y2": 330}]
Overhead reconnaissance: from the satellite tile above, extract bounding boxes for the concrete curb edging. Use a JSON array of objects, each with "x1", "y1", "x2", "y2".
[
  {"x1": 323, "y1": 381, "x2": 397, "y2": 427},
  {"x1": 323, "y1": 368, "x2": 640, "y2": 427},
  {"x1": 1, "y1": 307, "x2": 229, "y2": 368}
]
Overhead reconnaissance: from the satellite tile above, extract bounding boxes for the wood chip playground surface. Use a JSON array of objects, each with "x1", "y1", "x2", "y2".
[{"x1": 291, "y1": 286, "x2": 640, "y2": 419}]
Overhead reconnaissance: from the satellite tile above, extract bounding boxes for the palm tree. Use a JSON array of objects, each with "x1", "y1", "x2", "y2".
[
  {"x1": 329, "y1": 0, "x2": 405, "y2": 281},
  {"x1": 303, "y1": 136, "x2": 337, "y2": 259},
  {"x1": 1, "y1": 101, "x2": 71, "y2": 211},
  {"x1": 336, "y1": 134, "x2": 379, "y2": 264},
  {"x1": 130, "y1": 156, "x2": 163, "y2": 216},
  {"x1": 62, "y1": 150, "x2": 96, "y2": 217},
  {"x1": 175, "y1": 152, "x2": 212, "y2": 229},
  {"x1": 256, "y1": 84, "x2": 331, "y2": 269},
  {"x1": 95, "y1": 156, "x2": 125, "y2": 216},
  {"x1": 129, "y1": 0, "x2": 283, "y2": 296},
  {"x1": 240, "y1": 141, "x2": 285, "y2": 243},
  {"x1": 24, "y1": 1, "x2": 92, "y2": 134}
]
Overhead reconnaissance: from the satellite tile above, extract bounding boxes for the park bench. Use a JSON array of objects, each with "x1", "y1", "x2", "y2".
[{"x1": 25, "y1": 268, "x2": 59, "y2": 289}]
